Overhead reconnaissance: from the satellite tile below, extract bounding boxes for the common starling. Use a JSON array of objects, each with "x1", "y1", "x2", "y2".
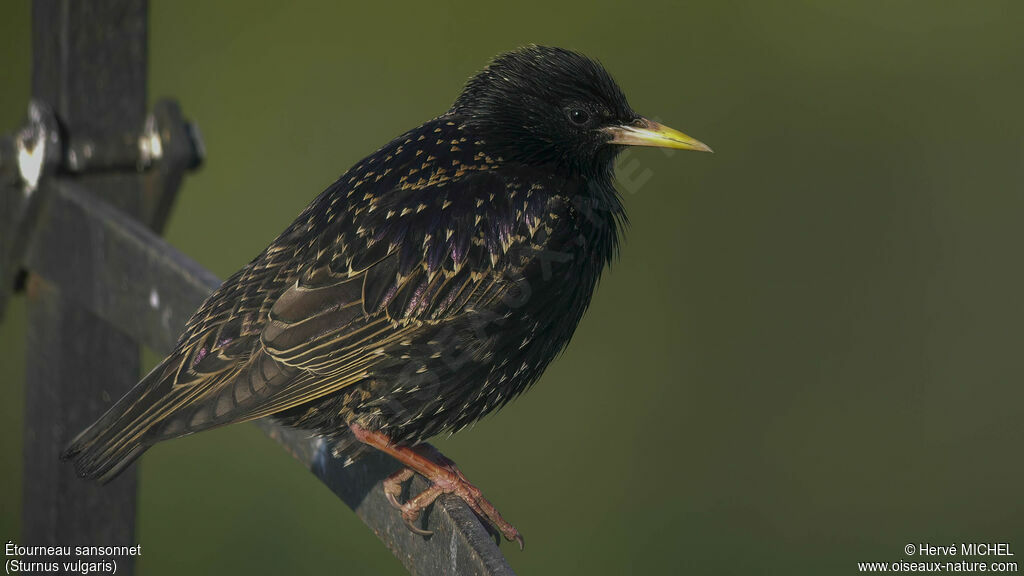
[{"x1": 62, "y1": 45, "x2": 711, "y2": 546}]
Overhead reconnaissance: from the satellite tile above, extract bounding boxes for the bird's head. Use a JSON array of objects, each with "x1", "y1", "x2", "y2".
[{"x1": 451, "y1": 45, "x2": 710, "y2": 178}]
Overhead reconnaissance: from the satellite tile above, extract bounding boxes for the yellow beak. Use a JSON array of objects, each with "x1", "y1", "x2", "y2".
[{"x1": 604, "y1": 117, "x2": 712, "y2": 152}]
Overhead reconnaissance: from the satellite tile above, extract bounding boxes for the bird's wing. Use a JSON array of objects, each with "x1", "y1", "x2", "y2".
[{"x1": 144, "y1": 164, "x2": 556, "y2": 440}]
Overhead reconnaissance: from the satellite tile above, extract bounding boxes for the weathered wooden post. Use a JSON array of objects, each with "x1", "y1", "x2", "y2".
[{"x1": 22, "y1": 2, "x2": 149, "y2": 573}]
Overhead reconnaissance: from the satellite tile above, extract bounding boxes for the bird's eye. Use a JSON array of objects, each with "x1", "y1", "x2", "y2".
[{"x1": 567, "y1": 108, "x2": 591, "y2": 126}]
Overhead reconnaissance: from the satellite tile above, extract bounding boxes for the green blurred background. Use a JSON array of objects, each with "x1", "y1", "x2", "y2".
[{"x1": 2, "y1": 1, "x2": 1022, "y2": 574}]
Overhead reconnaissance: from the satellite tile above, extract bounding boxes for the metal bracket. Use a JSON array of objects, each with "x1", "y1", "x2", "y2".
[
  {"x1": 0, "y1": 98, "x2": 204, "y2": 319},
  {"x1": 140, "y1": 99, "x2": 205, "y2": 233},
  {"x1": 0, "y1": 101, "x2": 61, "y2": 320}
]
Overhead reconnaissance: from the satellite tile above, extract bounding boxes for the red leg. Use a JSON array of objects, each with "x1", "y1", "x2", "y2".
[{"x1": 350, "y1": 423, "x2": 524, "y2": 549}]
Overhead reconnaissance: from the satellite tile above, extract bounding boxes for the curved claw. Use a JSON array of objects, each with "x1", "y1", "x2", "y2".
[
  {"x1": 385, "y1": 472, "x2": 444, "y2": 538},
  {"x1": 383, "y1": 467, "x2": 415, "y2": 511},
  {"x1": 489, "y1": 518, "x2": 523, "y2": 549},
  {"x1": 385, "y1": 490, "x2": 404, "y2": 511},
  {"x1": 402, "y1": 511, "x2": 434, "y2": 536}
]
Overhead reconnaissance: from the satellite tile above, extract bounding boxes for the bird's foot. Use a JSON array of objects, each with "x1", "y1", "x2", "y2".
[
  {"x1": 351, "y1": 424, "x2": 524, "y2": 549},
  {"x1": 381, "y1": 467, "x2": 439, "y2": 536}
]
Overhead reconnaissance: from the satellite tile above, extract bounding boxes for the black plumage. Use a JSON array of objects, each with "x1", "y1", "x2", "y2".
[{"x1": 62, "y1": 45, "x2": 710, "y2": 542}]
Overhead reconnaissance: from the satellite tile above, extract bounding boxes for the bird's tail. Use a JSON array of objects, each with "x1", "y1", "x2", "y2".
[{"x1": 60, "y1": 359, "x2": 170, "y2": 483}]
